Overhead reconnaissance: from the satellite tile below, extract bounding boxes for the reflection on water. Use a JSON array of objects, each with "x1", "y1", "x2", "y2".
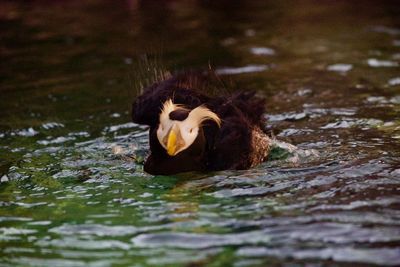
[{"x1": 1, "y1": 0, "x2": 400, "y2": 266}]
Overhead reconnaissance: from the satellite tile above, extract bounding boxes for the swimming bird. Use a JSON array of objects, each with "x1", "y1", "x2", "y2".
[{"x1": 132, "y1": 72, "x2": 271, "y2": 175}]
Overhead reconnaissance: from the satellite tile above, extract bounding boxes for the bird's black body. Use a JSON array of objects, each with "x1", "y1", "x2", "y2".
[{"x1": 132, "y1": 72, "x2": 271, "y2": 175}]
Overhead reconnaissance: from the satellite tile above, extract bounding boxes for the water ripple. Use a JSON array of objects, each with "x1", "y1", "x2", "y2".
[
  {"x1": 237, "y1": 246, "x2": 400, "y2": 266},
  {"x1": 215, "y1": 65, "x2": 270, "y2": 75}
]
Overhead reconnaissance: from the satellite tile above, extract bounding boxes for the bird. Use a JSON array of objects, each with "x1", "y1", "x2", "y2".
[{"x1": 131, "y1": 71, "x2": 271, "y2": 175}]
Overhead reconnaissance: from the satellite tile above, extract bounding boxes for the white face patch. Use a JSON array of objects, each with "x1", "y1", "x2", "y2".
[
  {"x1": 157, "y1": 119, "x2": 199, "y2": 155},
  {"x1": 157, "y1": 99, "x2": 221, "y2": 156}
]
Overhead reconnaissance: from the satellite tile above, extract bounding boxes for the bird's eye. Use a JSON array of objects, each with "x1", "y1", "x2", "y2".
[{"x1": 189, "y1": 128, "x2": 193, "y2": 133}]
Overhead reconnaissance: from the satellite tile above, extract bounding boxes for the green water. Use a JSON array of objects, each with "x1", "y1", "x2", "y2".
[{"x1": 1, "y1": 1, "x2": 400, "y2": 266}]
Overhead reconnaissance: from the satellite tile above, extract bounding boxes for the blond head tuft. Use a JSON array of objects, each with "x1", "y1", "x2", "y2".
[
  {"x1": 188, "y1": 105, "x2": 221, "y2": 127},
  {"x1": 160, "y1": 99, "x2": 188, "y2": 122}
]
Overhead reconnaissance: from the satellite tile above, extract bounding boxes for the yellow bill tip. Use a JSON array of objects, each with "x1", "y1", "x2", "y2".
[{"x1": 166, "y1": 129, "x2": 177, "y2": 156}]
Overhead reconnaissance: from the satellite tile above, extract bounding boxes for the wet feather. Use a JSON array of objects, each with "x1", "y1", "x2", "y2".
[{"x1": 132, "y1": 71, "x2": 271, "y2": 174}]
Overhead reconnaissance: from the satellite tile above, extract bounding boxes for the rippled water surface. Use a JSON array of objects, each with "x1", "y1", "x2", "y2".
[{"x1": 1, "y1": 1, "x2": 400, "y2": 266}]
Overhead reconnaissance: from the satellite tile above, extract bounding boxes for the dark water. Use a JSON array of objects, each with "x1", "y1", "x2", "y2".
[{"x1": 1, "y1": 1, "x2": 400, "y2": 266}]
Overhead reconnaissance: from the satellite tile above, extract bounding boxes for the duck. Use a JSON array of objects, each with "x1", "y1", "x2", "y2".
[{"x1": 131, "y1": 71, "x2": 271, "y2": 175}]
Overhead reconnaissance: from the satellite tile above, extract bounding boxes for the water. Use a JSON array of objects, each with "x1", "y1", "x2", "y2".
[{"x1": 1, "y1": 1, "x2": 400, "y2": 266}]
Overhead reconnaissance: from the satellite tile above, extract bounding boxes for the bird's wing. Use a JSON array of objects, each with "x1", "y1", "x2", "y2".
[
  {"x1": 205, "y1": 116, "x2": 253, "y2": 170},
  {"x1": 205, "y1": 91, "x2": 268, "y2": 170},
  {"x1": 227, "y1": 91, "x2": 267, "y2": 128}
]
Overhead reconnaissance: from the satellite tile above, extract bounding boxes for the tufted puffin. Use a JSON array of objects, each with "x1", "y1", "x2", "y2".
[{"x1": 132, "y1": 72, "x2": 271, "y2": 175}]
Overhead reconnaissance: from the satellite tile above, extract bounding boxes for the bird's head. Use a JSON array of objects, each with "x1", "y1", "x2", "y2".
[{"x1": 157, "y1": 99, "x2": 221, "y2": 156}]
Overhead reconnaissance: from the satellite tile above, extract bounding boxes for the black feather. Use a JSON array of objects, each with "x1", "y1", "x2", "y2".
[
  {"x1": 169, "y1": 109, "x2": 190, "y2": 121},
  {"x1": 132, "y1": 71, "x2": 271, "y2": 174}
]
